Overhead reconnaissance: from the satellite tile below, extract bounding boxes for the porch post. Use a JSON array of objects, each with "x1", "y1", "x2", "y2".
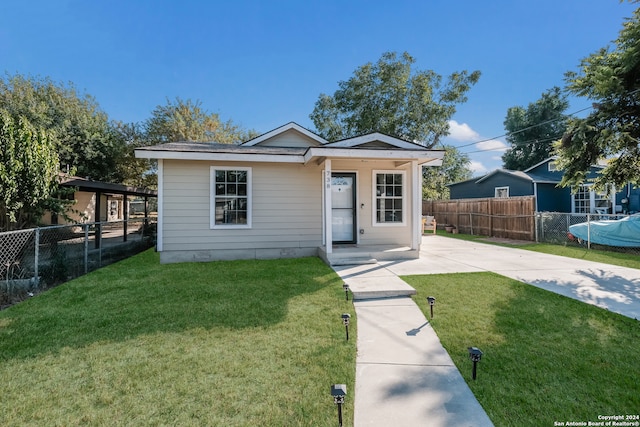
[
  {"x1": 411, "y1": 161, "x2": 420, "y2": 251},
  {"x1": 325, "y1": 159, "x2": 332, "y2": 254}
]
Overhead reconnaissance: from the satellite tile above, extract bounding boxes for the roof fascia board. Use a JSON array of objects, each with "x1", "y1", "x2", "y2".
[
  {"x1": 241, "y1": 122, "x2": 328, "y2": 146},
  {"x1": 135, "y1": 149, "x2": 305, "y2": 163},
  {"x1": 304, "y1": 147, "x2": 443, "y2": 165},
  {"x1": 524, "y1": 156, "x2": 557, "y2": 172},
  {"x1": 136, "y1": 146, "x2": 444, "y2": 166}
]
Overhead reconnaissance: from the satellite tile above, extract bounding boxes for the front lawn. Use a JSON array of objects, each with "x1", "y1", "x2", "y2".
[
  {"x1": 0, "y1": 250, "x2": 355, "y2": 426},
  {"x1": 404, "y1": 272, "x2": 640, "y2": 427}
]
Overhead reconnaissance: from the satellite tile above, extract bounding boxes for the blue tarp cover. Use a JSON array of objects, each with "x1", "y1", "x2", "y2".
[{"x1": 569, "y1": 214, "x2": 640, "y2": 247}]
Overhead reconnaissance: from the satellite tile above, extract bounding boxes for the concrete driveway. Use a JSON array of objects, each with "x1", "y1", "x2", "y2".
[{"x1": 383, "y1": 235, "x2": 640, "y2": 320}]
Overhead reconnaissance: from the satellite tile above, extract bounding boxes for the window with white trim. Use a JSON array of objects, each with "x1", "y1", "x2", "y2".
[
  {"x1": 572, "y1": 184, "x2": 613, "y2": 214},
  {"x1": 211, "y1": 167, "x2": 251, "y2": 228},
  {"x1": 495, "y1": 186, "x2": 509, "y2": 198},
  {"x1": 374, "y1": 171, "x2": 405, "y2": 225}
]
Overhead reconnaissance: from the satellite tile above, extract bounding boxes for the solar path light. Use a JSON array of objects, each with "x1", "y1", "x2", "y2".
[
  {"x1": 342, "y1": 282, "x2": 350, "y2": 301},
  {"x1": 331, "y1": 384, "x2": 347, "y2": 427},
  {"x1": 341, "y1": 313, "x2": 351, "y2": 341},
  {"x1": 427, "y1": 296, "x2": 436, "y2": 319},
  {"x1": 468, "y1": 347, "x2": 483, "y2": 380}
]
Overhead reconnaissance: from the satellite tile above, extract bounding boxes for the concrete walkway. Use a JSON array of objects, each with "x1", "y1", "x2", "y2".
[
  {"x1": 331, "y1": 235, "x2": 640, "y2": 426},
  {"x1": 387, "y1": 235, "x2": 640, "y2": 320}
]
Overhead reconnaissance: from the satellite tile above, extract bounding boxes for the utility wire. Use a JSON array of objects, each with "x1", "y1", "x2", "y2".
[
  {"x1": 457, "y1": 87, "x2": 640, "y2": 151},
  {"x1": 460, "y1": 134, "x2": 564, "y2": 154},
  {"x1": 454, "y1": 105, "x2": 593, "y2": 150}
]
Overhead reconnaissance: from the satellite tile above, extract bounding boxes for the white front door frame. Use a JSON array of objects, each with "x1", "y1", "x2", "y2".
[{"x1": 323, "y1": 159, "x2": 332, "y2": 254}]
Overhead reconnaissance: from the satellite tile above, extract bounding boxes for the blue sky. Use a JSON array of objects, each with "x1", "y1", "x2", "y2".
[{"x1": 1, "y1": 1, "x2": 636, "y2": 175}]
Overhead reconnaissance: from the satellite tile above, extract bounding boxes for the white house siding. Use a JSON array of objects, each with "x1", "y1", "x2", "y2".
[
  {"x1": 160, "y1": 159, "x2": 323, "y2": 263},
  {"x1": 330, "y1": 159, "x2": 414, "y2": 246}
]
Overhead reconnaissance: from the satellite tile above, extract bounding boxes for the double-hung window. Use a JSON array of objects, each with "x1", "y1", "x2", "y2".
[
  {"x1": 373, "y1": 171, "x2": 405, "y2": 225},
  {"x1": 210, "y1": 167, "x2": 251, "y2": 228}
]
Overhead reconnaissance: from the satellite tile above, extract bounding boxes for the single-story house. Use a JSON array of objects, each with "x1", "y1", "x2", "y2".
[
  {"x1": 448, "y1": 157, "x2": 640, "y2": 214},
  {"x1": 135, "y1": 122, "x2": 444, "y2": 264},
  {"x1": 40, "y1": 175, "x2": 157, "y2": 226}
]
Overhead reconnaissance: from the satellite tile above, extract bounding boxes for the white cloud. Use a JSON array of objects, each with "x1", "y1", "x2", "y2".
[
  {"x1": 468, "y1": 160, "x2": 488, "y2": 175},
  {"x1": 476, "y1": 139, "x2": 508, "y2": 152},
  {"x1": 448, "y1": 120, "x2": 479, "y2": 141}
]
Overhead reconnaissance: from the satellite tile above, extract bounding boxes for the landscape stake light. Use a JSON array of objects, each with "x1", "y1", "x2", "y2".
[
  {"x1": 331, "y1": 384, "x2": 347, "y2": 427},
  {"x1": 343, "y1": 283, "x2": 350, "y2": 301},
  {"x1": 427, "y1": 296, "x2": 436, "y2": 319},
  {"x1": 341, "y1": 313, "x2": 351, "y2": 341},
  {"x1": 468, "y1": 347, "x2": 483, "y2": 380}
]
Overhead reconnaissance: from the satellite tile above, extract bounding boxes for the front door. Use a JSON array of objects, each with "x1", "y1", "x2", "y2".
[{"x1": 331, "y1": 173, "x2": 356, "y2": 243}]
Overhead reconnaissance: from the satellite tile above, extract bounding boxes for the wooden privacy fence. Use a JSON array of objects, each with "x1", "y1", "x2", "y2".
[{"x1": 422, "y1": 196, "x2": 536, "y2": 241}]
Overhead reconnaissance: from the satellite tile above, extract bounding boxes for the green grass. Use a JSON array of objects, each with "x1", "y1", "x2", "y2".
[
  {"x1": 437, "y1": 231, "x2": 640, "y2": 269},
  {"x1": 404, "y1": 272, "x2": 640, "y2": 427},
  {"x1": 0, "y1": 250, "x2": 355, "y2": 426}
]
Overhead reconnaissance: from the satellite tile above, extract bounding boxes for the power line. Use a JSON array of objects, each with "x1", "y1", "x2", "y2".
[
  {"x1": 457, "y1": 87, "x2": 640, "y2": 151},
  {"x1": 454, "y1": 105, "x2": 593, "y2": 150},
  {"x1": 460, "y1": 134, "x2": 564, "y2": 155}
]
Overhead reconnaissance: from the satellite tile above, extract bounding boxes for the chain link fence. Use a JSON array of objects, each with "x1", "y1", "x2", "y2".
[
  {"x1": 427, "y1": 209, "x2": 640, "y2": 255},
  {"x1": 536, "y1": 212, "x2": 639, "y2": 255},
  {"x1": 1, "y1": 218, "x2": 156, "y2": 309}
]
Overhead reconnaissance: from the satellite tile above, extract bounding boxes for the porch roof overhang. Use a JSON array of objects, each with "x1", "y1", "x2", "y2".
[
  {"x1": 135, "y1": 143, "x2": 444, "y2": 166},
  {"x1": 60, "y1": 175, "x2": 157, "y2": 198}
]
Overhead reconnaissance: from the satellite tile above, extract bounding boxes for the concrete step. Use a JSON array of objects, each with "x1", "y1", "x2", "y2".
[
  {"x1": 352, "y1": 287, "x2": 417, "y2": 300},
  {"x1": 330, "y1": 258, "x2": 378, "y2": 266},
  {"x1": 333, "y1": 266, "x2": 418, "y2": 300}
]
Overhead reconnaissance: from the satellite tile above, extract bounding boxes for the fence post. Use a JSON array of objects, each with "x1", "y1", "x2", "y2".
[
  {"x1": 488, "y1": 199, "x2": 493, "y2": 237},
  {"x1": 84, "y1": 224, "x2": 89, "y2": 274},
  {"x1": 469, "y1": 213, "x2": 473, "y2": 235},
  {"x1": 98, "y1": 222, "x2": 103, "y2": 266},
  {"x1": 34, "y1": 228, "x2": 40, "y2": 287},
  {"x1": 587, "y1": 214, "x2": 591, "y2": 250}
]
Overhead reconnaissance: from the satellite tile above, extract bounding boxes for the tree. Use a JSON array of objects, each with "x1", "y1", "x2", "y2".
[
  {"x1": 0, "y1": 74, "x2": 127, "y2": 183},
  {"x1": 145, "y1": 97, "x2": 257, "y2": 144},
  {"x1": 111, "y1": 121, "x2": 157, "y2": 188},
  {"x1": 310, "y1": 51, "x2": 481, "y2": 147},
  {"x1": 555, "y1": 7, "x2": 640, "y2": 190},
  {"x1": 423, "y1": 145, "x2": 472, "y2": 200},
  {"x1": 502, "y1": 87, "x2": 569, "y2": 170},
  {"x1": 0, "y1": 110, "x2": 59, "y2": 230}
]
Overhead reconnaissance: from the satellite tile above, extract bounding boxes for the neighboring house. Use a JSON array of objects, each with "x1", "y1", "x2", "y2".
[
  {"x1": 40, "y1": 175, "x2": 157, "y2": 226},
  {"x1": 135, "y1": 122, "x2": 444, "y2": 264},
  {"x1": 448, "y1": 157, "x2": 640, "y2": 214}
]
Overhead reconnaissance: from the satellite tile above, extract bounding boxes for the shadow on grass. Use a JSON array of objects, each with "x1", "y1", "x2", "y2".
[
  {"x1": 482, "y1": 278, "x2": 640, "y2": 423},
  {"x1": 524, "y1": 268, "x2": 640, "y2": 319},
  {"x1": 406, "y1": 272, "x2": 640, "y2": 426},
  {"x1": 0, "y1": 250, "x2": 341, "y2": 362}
]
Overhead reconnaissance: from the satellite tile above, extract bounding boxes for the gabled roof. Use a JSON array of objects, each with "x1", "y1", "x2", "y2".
[
  {"x1": 475, "y1": 169, "x2": 534, "y2": 184},
  {"x1": 524, "y1": 156, "x2": 557, "y2": 172},
  {"x1": 324, "y1": 132, "x2": 429, "y2": 150},
  {"x1": 135, "y1": 141, "x2": 444, "y2": 166},
  {"x1": 241, "y1": 122, "x2": 328, "y2": 146},
  {"x1": 136, "y1": 122, "x2": 445, "y2": 166},
  {"x1": 476, "y1": 169, "x2": 560, "y2": 184},
  {"x1": 449, "y1": 168, "x2": 560, "y2": 187}
]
